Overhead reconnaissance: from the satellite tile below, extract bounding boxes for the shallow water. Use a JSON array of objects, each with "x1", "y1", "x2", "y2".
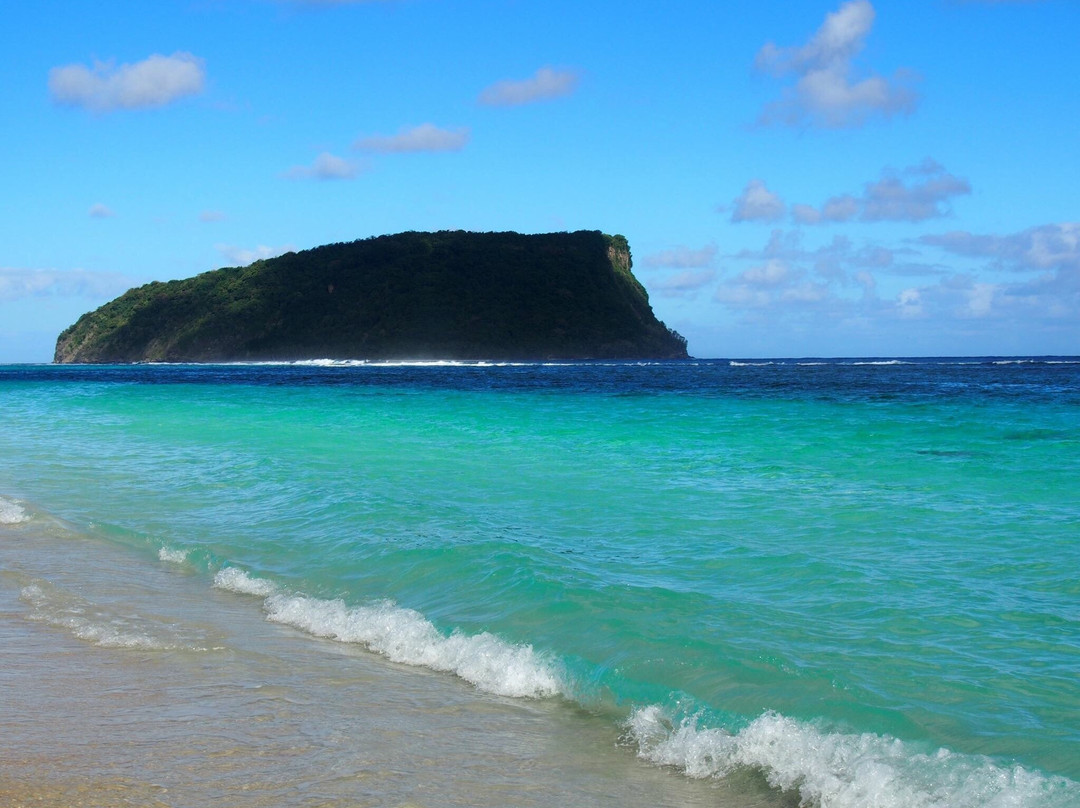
[
  {"x1": 1, "y1": 517, "x2": 760, "y2": 808},
  {"x1": 1, "y1": 359, "x2": 1078, "y2": 807}
]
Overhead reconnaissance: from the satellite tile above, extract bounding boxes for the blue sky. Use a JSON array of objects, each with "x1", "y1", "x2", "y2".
[{"x1": 2, "y1": 0, "x2": 1077, "y2": 361}]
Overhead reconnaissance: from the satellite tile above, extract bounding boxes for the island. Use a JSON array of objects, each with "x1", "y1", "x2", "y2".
[{"x1": 54, "y1": 230, "x2": 689, "y2": 363}]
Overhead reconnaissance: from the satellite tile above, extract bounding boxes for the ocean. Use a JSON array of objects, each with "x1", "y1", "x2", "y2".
[{"x1": 1, "y1": 358, "x2": 1077, "y2": 807}]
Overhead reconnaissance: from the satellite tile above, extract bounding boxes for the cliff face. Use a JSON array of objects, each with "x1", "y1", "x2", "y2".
[{"x1": 54, "y1": 230, "x2": 689, "y2": 363}]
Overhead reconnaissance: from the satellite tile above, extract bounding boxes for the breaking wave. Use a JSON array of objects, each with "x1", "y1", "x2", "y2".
[
  {"x1": 627, "y1": 706, "x2": 1079, "y2": 808},
  {"x1": 0, "y1": 495, "x2": 30, "y2": 525},
  {"x1": 210, "y1": 567, "x2": 563, "y2": 699}
]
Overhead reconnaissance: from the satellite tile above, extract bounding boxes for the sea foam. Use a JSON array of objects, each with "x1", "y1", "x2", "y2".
[
  {"x1": 263, "y1": 593, "x2": 564, "y2": 699},
  {"x1": 627, "y1": 706, "x2": 1079, "y2": 808},
  {"x1": 0, "y1": 495, "x2": 30, "y2": 524},
  {"x1": 158, "y1": 547, "x2": 190, "y2": 564},
  {"x1": 212, "y1": 567, "x2": 278, "y2": 597},
  {"x1": 20, "y1": 580, "x2": 218, "y2": 652}
]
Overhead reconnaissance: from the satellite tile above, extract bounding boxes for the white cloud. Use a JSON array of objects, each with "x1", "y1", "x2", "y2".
[
  {"x1": 88, "y1": 203, "x2": 115, "y2": 219},
  {"x1": 0, "y1": 267, "x2": 131, "y2": 302},
  {"x1": 854, "y1": 270, "x2": 878, "y2": 296},
  {"x1": 708, "y1": 225, "x2": 1078, "y2": 354},
  {"x1": 966, "y1": 282, "x2": 997, "y2": 317},
  {"x1": 740, "y1": 259, "x2": 793, "y2": 287},
  {"x1": 792, "y1": 195, "x2": 859, "y2": 224},
  {"x1": 920, "y1": 223, "x2": 1080, "y2": 271},
  {"x1": 897, "y1": 287, "x2": 923, "y2": 318},
  {"x1": 862, "y1": 168, "x2": 971, "y2": 222},
  {"x1": 199, "y1": 210, "x2": 226, "y2": 223},
  {"x1": 782, "y1": 281, "x2": 830, "y2": 303},
  {"x1": 795, "y1": 161, "x2": 971, "y2": 223},
  {"x1": 478, "y1": 67, "x2": 579, "y2": 107},
  {"x1": 755, "y1": 1, "x2": 917, "y2": 128},
  {"x1": 216, "y1": 244, "x2": 296, "y2": 266},
  {"x1": 731, "y1": 179, "x2": 786, "y2": 223},
  {"x1": 643, "y1": 244, "x2": 717, "y2": 269},
  {"x1": 284, "y1": 152, "x2": 361, "y2": 180},
  {"x1": 652, "y1": 270, "x2": 716, "y2": 299},
  {"x1": 354, "y1": 123, "x2": 469, "y2": 153},
  {"x1": 49, "y1": 52, "x2": 206, "y2": 113}
]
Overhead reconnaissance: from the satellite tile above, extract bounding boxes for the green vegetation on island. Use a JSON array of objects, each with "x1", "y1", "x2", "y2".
[{"x1": 54, "y1": 230, "x2": 689, "y2": 363}]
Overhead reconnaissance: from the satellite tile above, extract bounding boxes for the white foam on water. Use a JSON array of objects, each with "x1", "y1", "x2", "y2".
[
  {"x1": 158, "y1": 547, "x2": 189, "y2": 564},
  {"x1": 212, "y1": 567, "x2": 278, "y2": 597},
  {"x1": 627, "y1": 706, "x2": 1079, "y2": 808},
  {"x1": 262, "y1": 593, "x2": 564, "y2": 699},
  {"x1": 229, "y1": 358, "x2": 537, "y2": 368},
  {"x1": 19, "y1": 580, "x2": 217, "y2": 652},
  {"x1": 0, "y1": 495, "x2": 30, "y2": 525}
]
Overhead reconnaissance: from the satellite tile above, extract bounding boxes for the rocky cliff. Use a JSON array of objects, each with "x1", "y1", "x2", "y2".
[{"x1": 54, "y1": 230, "x2": 689, "y2": 363}]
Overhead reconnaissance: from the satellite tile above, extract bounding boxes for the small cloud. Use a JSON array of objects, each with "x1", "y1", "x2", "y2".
[
  {"x1": 861, "y1": 167, "x2": 970, "y2": 222},
  {"x1": 478, "y1": 67, "x2": 579, "y2": 107},
  {"x1": 792, "y1": 195, "x2": 859, "y2": 224},
  {"x1": 731, "y1": 179, "x2": 786, "y2": 223},
  {"x1": 199, "y1": 210, "x2": 226, "y2": 223},
  {"x1": 354, "y1": 123, "x2": 469, "y2": 153},
  {"x1": 284, "y1": 152, "x2": 362, "y2": 180},
  {"x1": 794, "y1": 161, "x2": 970, "y2": 224},
  {"x1": 897, "y1": 287, "x2": 923, "y2": 318},
  {"x1": 49, "y1": 52, "x2": 206, "y2": 113},
  {"x1": 88, "y1": 203, "x2": 115, "y2": 219},
  {"x1": 216, "y1": 243, "x2": 296, "y2": 266},
  {"x1": 0, "y1": 267, "x2": 131, "y2": 302},
  {"x1": 739, "y1": 259, "x2": 793, "y2": 287},
  {"x1": 643, "y1": 244, "x2": 718, "y2": 269},
  {"x1": 754, "y1": 1, "x2": 917, "y2": 128},
  {"x1": 652, "y1": 270, "x2": 717, "y2": 299}
]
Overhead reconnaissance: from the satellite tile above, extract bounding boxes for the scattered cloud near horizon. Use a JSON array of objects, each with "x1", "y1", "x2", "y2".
[
  {"x1": 478, "y1": 67, "x2": 579, "y2": 107},
  {"x1": 49, "y1": 52, "x2": 206, "y2": 113},
  {"x1": 354, "y1": 123, "x2": 470, "y2": 153},
  {"x1": 704, "y1": 221, "x2": 1079, "y2": 332},
  {"x1": 795, "y1": 160, "x2": 971, "y2": 223},
  {"x1": 755, "y1": 0, "x2": 918, "y2": 128},
  {"x1": 920, "y1": 222, "x2": 1080, "y2": 272},
  {"x1": 731, "y1": 161, "x2": 970, "y2": 226}
]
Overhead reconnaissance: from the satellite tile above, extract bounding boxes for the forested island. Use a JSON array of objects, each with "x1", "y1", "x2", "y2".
[{"x1": 54, "y1": 230, "x2": 688, "y2": 363}]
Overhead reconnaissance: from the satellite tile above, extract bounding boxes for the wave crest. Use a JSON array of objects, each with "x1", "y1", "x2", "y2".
[
  {"x1": 212, "y1": 567, "x2": 277, "y2": 596},
  {"x1": 627, "y1": 706, "x2": 1079, "y2": 808},
  {"x1": 264, "y1": 593, "x2": 564, "y2": 699},
  {"x1": 0, "y1": 496, "x2": 30, "y2": 525}
]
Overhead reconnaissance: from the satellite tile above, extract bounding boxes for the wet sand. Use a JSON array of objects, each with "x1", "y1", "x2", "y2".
[{"x1": 0, "y1": 516, "x2": 779, "y2": 808}]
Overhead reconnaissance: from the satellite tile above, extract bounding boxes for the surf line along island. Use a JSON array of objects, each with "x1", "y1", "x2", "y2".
[{"x1": 54, "y1": 230, "x2": 689, "y2": 363}]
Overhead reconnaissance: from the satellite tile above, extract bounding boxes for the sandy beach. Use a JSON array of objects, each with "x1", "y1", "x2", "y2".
[{"x1": 1, "y1": 514, "x2": 763, "y2": 808}]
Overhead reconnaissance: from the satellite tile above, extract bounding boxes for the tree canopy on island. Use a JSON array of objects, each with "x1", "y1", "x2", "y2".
[{"x1": 54, "y1": 230, "x2": 690, "y2": 363}]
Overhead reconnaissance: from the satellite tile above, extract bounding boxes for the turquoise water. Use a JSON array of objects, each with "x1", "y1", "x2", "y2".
[{"x1": 1, "y1": 359, "x2": 1078, "y2": 807}]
